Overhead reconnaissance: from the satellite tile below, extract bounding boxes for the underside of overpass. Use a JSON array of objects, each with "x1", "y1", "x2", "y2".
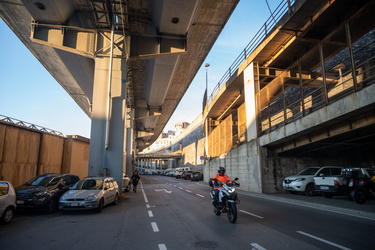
[{"x1": 203, "y1": 0, "x2": 375, "y2": 161}]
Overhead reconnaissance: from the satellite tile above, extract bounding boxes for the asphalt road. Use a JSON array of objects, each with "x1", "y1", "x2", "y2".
[{"x1": 1, "y1": 175, "x2": 374, "y2": 250}]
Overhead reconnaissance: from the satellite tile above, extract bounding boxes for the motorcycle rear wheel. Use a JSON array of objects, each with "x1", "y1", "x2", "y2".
[{"x1": 227, "y1": 202, "x2": 237, "y2": 224}]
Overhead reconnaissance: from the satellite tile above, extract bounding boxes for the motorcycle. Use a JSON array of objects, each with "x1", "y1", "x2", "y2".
[
  {"x1": 209, "y1": 177, "x2": 240, "y2": 224},
  {"x1": 350, "y1": 176, "x2": 375, "y2": 204}
]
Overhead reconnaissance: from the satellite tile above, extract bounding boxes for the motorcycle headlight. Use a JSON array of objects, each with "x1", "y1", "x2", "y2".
[
  {"x1": 85, "y1": 195, "x2": 97, "y2": 201},
  {"x1": 228, "y1": 188, "x2": 235, "y2": 193}
]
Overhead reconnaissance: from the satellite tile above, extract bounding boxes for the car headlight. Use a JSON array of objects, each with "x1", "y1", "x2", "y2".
[
  {"x1": 60, "y1": 194, "x2": 67, "y2": 201},
  {"x1": 85, "y1": 195, "x2": 97, "y2": 201},
  {"x1": 34, "y1": 190, "x2": 47, "y2": 197},
  {"x1": 295, "y1": 178, "x2": 306, "y2": 182}
]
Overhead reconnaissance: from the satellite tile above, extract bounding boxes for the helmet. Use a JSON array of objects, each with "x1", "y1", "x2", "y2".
[{"x1": 217, "y1": 167, "x2": 225, "y2": 174}]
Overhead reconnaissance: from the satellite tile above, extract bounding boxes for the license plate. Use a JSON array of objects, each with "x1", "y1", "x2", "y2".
[
  {"x1": 320, "y1": 186, "x2": 329, "y2": 190},
  {"x1": 349, "y1": 182, "x2": 353, "y2": 187},
  {"x1": 70, "y1": 203, "x2": 79, "y2": 206},
  {"x1": 16, "y1": 200, "x2": 24, "y2": 205}
]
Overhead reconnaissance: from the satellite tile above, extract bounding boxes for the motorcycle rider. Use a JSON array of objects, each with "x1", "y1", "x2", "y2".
[{"x1": 211, "y1": 167, "x2": 233, "y2": 206}]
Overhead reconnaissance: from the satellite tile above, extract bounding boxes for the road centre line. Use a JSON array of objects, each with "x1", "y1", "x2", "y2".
[
  {"x1": 185, "y1": 190, "x2": 192, "y2": 193},
  {"x1": 158, "y1": 244, "x2": 167, "y2": 250},
  {"x1": 148, "y1": 211, "x2": 153, "y2": 217},
  {"x1": 250, "y1": 243, "x2": 267, "y2": 250},
  {"x1": 151, "y1": 222, "x2": 159, "y2": 232},
  {"x1": 196, "y1": 194, "x2": 205, "y2": 198},
  {"x1": 239, "y1": 210, "x2": 264, "y2": 219},
  {"x1": 141, "y1": 188, "x2": 149, "y2": 203},
  {"x1": 178, "y1": 187, "x2": 183, "y2": 190},
  {"x1": 297, "y1": 231, "x2": 351, "y2": 250}
]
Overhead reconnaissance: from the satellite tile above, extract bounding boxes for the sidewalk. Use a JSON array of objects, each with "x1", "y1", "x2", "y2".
[{"x1": 239, "y1": 190, "x2": 375, "y2": 220}]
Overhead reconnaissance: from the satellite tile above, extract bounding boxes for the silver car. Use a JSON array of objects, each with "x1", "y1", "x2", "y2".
[
  {"x1": 0, "y1": 181, "x2": 16, "y2": 224},
  {"x1": 59, "y1": 177, "x2": 119, "y2": 212}
]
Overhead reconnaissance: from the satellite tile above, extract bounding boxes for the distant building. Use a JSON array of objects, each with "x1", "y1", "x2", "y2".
[{"x1": 143, "y1": 122, "x2": 190, "y2": 152}]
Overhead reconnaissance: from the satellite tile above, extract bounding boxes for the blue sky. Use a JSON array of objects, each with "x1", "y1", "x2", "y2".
[{"x1": 0, "y1": 0, "x2": 280, "y2": 138}]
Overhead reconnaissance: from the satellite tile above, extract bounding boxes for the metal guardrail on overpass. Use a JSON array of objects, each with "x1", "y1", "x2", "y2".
[{"x1": 208, "y1": 0, "x2": 296, "y2": 105}]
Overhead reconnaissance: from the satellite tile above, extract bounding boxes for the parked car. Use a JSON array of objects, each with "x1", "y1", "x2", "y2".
[
  {"x1": 190, "y1": 171, "x2": 203, "y2": 181},
  {"x1": 59, "y1": 176, "x2": 119, "y2": 212},
  {"x1": 283, "y1": 166, "x2": 331, "y2": 196},
  {"x1": 0, "y1": 181, "x2": 16, "y2": 224},
  {"x1": 313, "y1": 166, "x2": 345, "y2": 198},
  {"x1": 123, "y1": 174, "x2": 131, "y2": 192},
  {"x1": 181, "y1": 170, "x2": 195, "y2": 180},
  {"x1": 15, "y1": 173, "x2": 80, "y2": 212}
]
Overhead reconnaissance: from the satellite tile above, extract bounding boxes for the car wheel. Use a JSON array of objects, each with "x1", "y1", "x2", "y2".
[
  {"x1": 305, "y1": 183, "x2": 315, "y2": 196},
  {"x1": 1, "y1": 206, "x2": 15, "y2": 224},
  {"x1": 45, "y1": 198, "x2": 57, "y2": 213},
  {"x1": 125, "y1": 184, "x2": 131, "y2": 192},
  {"x1": 96, "y1": 198, "x2": 104, "y2": 213},
  {"x1": 112, "y1": 194, "x2": 118, "y2": 206}
]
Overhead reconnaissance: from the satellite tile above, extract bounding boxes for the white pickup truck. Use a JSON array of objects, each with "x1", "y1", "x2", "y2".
[{"x1": 313, "y1": 167, "x2": 373, "y2": 198}]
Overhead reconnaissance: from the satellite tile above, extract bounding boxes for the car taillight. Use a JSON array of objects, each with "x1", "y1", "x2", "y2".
[
  {"x1": 334, "y1": 180, "x2": 340, "y2": 186},
  {"x1": 360, "y1": 180, "x2": 367, "y2": 185}
]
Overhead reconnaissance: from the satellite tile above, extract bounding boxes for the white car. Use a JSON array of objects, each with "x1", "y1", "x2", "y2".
[
  {"x1": 283, "y1": 167, "x2": 322, "y2": 196},
  {"x1": 0, "y1": 181, "x2": 16, "y2": 224},
  {"x1": 59, "y1": 177, "x2": 119, "y2": 212}
]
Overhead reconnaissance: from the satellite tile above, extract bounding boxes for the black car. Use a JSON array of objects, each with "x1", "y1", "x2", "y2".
[
  {"x1": 191, "y1": 171, "x2": 203, "y2": 181},
  {"x1": 15, "y1": 173, "x2": 80, "y2": 212}
]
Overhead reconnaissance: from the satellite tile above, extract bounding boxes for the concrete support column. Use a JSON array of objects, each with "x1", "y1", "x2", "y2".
[
  {"x1": 244, "y1": 62, "x2": 258, "y2": 141},
  {"x1": 89, "y1": 56, "x2": 127, "y2": 190}
]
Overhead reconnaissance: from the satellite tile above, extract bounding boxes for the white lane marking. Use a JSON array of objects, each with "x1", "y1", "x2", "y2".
[
  {"x1": 158, "y1": 244, "x2": 167, "y2": 250},
  {"x1": 142, "y1": 188, "x2": 149, "y2": 203},
  {"x1": 239, "y1": 210, "x2": 264, "y2": 219},
  {"x1": 186, "y1": 190, "x2": 192, "y2": 193},
  {"x1": 297, "y1": 231, "x2": 351, "y2": 250},
  {"x1": 178, "y1": 187, "x2": 183, "y2": 190},
  {"x1": 196, "y1": 194, "x2": 205, "y2": 198},
  {"x1": 251, "y1": 243, "x2": 267, "y2": 250},
  {"x1": 173, "y1": 185, "x2": 177, "y2": 187},
  {"x1": 155, "y1": 189, "x2": 172, "y2": 194},
  {"x1": 148, "y1": 211, "x2": 153, "y2": 217},
  {"x1": 146, "y1": 204, "x2": 150, "y2": 209},
  {"x1": 151, "y1": 222, "x2": 159, "y2": 232}
]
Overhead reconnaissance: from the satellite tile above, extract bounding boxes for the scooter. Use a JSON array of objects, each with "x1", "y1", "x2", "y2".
[{"x1": 209, "y1": 177, "x2": 240, "y2": 224}]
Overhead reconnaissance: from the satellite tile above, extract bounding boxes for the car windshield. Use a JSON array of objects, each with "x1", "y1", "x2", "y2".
[
  {"x1": 298, "y1": 167, "x2": 321, "y2": 175},
  {"x1": 73, "y1": 179, "x2": 103, "y2": 190},
  {"x1": 25, "y1": 176, "x2": 61, "y2": 186}
]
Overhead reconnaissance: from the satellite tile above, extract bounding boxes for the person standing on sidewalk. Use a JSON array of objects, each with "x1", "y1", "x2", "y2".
[{"x1": 131, "y1": 171, "x2": 141, "y2": 193}]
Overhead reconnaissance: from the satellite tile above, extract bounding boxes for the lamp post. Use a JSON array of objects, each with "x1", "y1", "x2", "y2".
[{"x1": 205, "y1": 63, "x2": 210, "y2": 97}]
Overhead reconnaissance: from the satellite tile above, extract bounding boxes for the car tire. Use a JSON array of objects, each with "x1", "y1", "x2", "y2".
[
  {"x1": 112, "y1": 194, "x2": 118, "y2": 206},
  {"x1": 1, "y1": 206, "x2": 15, "y2": 224},
  {"x1": 305, "y1": 183, "x2": 315, "y2": 196},
  {"x1": 96, "y1": 198, "x2": 104, "y2": 213}
]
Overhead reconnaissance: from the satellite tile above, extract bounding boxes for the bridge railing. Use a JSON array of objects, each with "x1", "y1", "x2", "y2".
[{"x1": 208, "y1": 0, "x2": 296, "y2": 105}]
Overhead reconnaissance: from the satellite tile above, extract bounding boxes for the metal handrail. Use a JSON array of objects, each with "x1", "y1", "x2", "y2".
[{"x1": 208, "y1": 0, "x2": 296, "y2": 104}]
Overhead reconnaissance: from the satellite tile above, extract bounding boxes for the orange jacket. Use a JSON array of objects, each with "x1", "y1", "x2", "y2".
[{"x1": 211, "y1": 174, "x2": 232, "y2": 189}]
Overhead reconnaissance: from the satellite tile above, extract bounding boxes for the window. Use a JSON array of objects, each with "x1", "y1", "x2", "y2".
[{"x1": 0, "y1": 182, "x2": 9, "y2": 196}]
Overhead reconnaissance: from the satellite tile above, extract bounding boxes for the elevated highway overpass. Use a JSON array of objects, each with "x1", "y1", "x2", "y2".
[{"x1": 0, "y1": 0, "x2": 239, "y2": 188}]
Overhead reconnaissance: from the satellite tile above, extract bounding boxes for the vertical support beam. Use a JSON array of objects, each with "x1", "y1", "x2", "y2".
[
  {"x1": 89, "y1": 56, "x2": 127, "y2": 190},
  {"x1": 298, "y1": 60, "x2": 306, "y2": 117},
  {"x1": 345, "y1": 20, "x2": 358, "y2": 92},
  {"x1": 319, "y1": 42, "x2": 329, "y2": 105},
  {"x1": 244, "y1": 62, "x2": 258, "y2": 142},
  {"x1": 125, "y1": 108, "x2": 134, "y2": 177}
]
